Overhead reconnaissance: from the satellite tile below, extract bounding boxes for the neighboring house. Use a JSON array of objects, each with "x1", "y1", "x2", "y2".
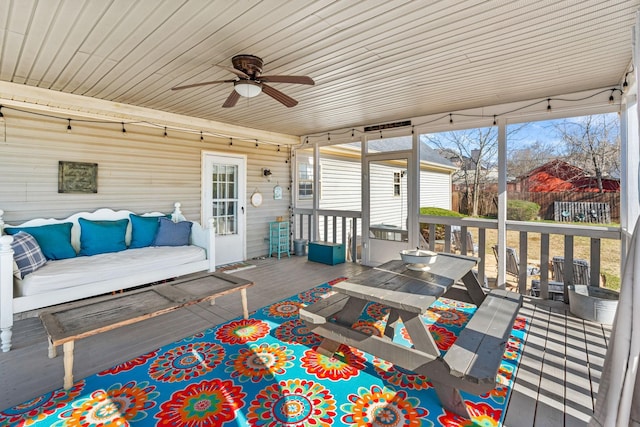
[
  {"x1": 516, "y1": 159, "x2": 620, "y2": 193},
  {"x1": 294, "y1": 137, "x2": 457, "y2": 235}
]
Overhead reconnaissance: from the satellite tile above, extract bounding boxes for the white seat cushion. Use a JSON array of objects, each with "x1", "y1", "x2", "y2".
[{"x1": 15, "y1": 246, "x2": 206, "y2": 297}]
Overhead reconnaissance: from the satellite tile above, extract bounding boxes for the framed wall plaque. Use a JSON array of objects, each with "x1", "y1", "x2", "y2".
[{"x1": 58, "y1": 161, "x2": 98, "y2": 193}]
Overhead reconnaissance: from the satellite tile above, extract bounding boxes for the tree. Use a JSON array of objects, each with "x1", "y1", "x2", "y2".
[
  {"x1": 553, "y1": 114, "x2": 620, "y2": 192},
  {"x1": 507, "y1": 140, "x2": 561, "y2": 178},
  {"x1": 423, "y1": 124, "x2": 528, "y2": 217}
]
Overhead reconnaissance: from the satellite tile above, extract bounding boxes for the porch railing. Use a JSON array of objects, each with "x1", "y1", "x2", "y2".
[
  {"x1": 290, "y1": 209, "x2": 621, "y2": 297},
  {"x1": 292, "y1": 208, "x2": 362, "y2": 262},
  {"x1": 419, "y1": 214, "x2": 621, "y2": 299}
]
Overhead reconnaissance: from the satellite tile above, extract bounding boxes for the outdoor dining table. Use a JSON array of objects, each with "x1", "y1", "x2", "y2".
[{"x1": 299, "y1": 253, "x2": 522, "y2": 419}]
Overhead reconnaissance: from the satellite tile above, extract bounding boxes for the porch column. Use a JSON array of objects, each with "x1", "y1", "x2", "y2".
[
  {"x1": 496, "y1": 118, "x2": 507, "y2": 289},
  {"x1": 408, "y1": 129, "x2": 420, "y2": 249}
]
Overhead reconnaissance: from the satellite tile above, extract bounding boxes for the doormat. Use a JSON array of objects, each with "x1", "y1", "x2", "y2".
[
  {"x1": 0, "y1": 278, "x2": 528, "y2": 426},
  {"x1": 215, "y1": 261, "x2": 256, "y2": 274}
]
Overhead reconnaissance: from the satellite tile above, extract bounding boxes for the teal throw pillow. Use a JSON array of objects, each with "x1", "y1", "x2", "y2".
[
  {"x1": 154, "y1": 217, "x2": 192, "y2": 246},
  {"x1": 129, "y1": 214, "x2": 163, "y2": 249},
  {"x1": 78, "y1": 218, "x2": 128, "y2": 256},
  {"x1": 5, "y1": 222, "x2": 76, "y2": 260}
]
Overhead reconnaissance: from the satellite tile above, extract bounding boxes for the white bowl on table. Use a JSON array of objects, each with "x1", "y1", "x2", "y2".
[{"x1": 400, "y1": 249, "x2": 438, "y2": 271}]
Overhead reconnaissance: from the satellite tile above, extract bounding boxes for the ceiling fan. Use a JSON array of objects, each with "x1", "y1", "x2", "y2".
[{"x1": 171, "y1": 54, "x2": 314, "y2": 108}]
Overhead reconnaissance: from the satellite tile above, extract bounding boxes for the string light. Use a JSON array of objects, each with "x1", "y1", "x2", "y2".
[
  {"x1": 122, "y1": 122, "x2": 127, "y2": 134},
  {"x1": 327, "y1": 133, "x2": 331, "y2": 141},
  {"x1": 449, "y1": 113, "x2": 453, "y2": 125},
  {"x1": 0, "y1": 106, "x2": 4, "y2": 118},
  {"x1": 229, "y1": 137, "x2": 233, "y2": 146},
  {"x1": 163, "y1": 127, "x2": 168, "y2": 138},
  {"x1": 379, "y1": 130, "x2": 383, "y2": 139},
  {"x1": 67, "y1": 119, "x2": 72, "y2": 133},
  {"x1": 546, "y1": 98, "x2": 552, "y2": 113},
  {"x1": 493, "y1": 115, "x2": 497, "y2": 126},
  {"x1": 200, "y1": 131, "x2": 204, "y2": 141},
  {"x1": 609, "y1": 89, "x2": 615, "y2": 104},
  {"x1": 277, "y1": 145, "x2": 280, "y2": 152},
  {"x1": 623, "y1": 75, "x2": 629, "y2": 92},
  {"x1": 255, "y1": 141, "x2": 259, "y2": 148}
]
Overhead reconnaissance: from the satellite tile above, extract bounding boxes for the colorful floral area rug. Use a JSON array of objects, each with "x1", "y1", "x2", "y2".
[{"x1": 0, "y1": 278, "x2": 528, "y2": 426}]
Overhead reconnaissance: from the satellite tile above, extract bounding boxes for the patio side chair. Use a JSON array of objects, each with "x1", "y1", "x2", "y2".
[
  {"x1": 452, "y1": 228, "x2": 478, "y2": 256},
  {"x1": 492, "y1": 245, "x2": 540, "y2": 279},
  {"x1": 530, "y1": 256, "x2": 590, "y2": 301},
  {"x1": 551, "y1": 256, "x2": 591, "y2": 285}
]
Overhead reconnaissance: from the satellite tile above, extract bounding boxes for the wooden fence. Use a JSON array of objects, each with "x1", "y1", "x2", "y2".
[
  {"x1": 455, "y1": 191, "x2": 620, "y2": 223},
  {"x1": 553, "y1": 201, "x2": 611, "y2": 223}
]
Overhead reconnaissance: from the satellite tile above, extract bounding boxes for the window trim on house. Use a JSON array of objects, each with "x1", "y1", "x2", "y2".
[
  {"x1": 298, "y1": 162, "x2": 314, "y2": 200},
  {"x1": 393, "y1": 171, "x2": 402, "y2": 197}
]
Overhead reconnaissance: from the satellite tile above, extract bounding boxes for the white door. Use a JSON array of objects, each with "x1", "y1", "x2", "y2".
[{"x1": 202, "y1": 152, "x2": 246, "y2": 265}]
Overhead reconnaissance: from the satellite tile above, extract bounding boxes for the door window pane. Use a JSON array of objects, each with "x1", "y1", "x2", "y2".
[{"x1": 211, "y1": 163, "x2": 239, "y2": 236}]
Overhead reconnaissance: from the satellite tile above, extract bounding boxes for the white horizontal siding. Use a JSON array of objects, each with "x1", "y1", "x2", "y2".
[
  {"x1": 0, "y1": 109, "x2": 291, "y2": 261},
  {"x1": 420, "y1": 170, "x2": 452, "y2": 210},
  {"x1": 294, "y1": 154, "x2": 451, "y2": 241}
]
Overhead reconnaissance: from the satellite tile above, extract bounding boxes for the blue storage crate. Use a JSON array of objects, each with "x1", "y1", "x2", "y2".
[{"x1": 308, "y1": 241, "x2": 345, "y2": 265}]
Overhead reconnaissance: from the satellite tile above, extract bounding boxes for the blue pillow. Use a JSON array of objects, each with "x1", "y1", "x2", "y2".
[
  {"x1": 10, "y1": 232, "x2": 47, "y2": 279},
  {"x1": 129, "y1": 214, "x2": 162, "y2": 249},
  {"x1": 78, "y1": 218, "x2": 128, "y2": 256},
  {"x1": 154, "y1": 217, "x2": 192, "y2": 246},
  {"x1": 5, "y1": 223, "x2": 76, "y2": 260}
]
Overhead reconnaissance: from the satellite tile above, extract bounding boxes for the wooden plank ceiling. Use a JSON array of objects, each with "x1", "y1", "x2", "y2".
[{"x1": 0, "y1": 0, "x2": 638, "y2": 137}]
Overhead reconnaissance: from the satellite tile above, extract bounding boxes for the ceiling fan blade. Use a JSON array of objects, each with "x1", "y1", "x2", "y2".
[
  {"x1": 260, "y1": 75, "x2": 314, "y2": 85},
  {"x1": 217, "y1": 65, "x2": 250, "y2": 79},
  {"x1": 222, "y1": 90, "x2": 241, "y2": 108},
  {"x1": 171, "y1": 79, "x2": 235, "y2": 90},
  {"x1": 261, "y1": 83, "x2": 298, "y2": 107}
]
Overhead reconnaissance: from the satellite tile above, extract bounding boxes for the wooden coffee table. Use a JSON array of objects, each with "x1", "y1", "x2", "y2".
[{"x1": 40, "y1": 271, "x2": 254, "y2": 389}]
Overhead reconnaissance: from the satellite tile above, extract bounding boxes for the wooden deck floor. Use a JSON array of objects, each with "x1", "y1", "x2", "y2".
[{"x1": 0, "y1": 256, "x2": 611, "y2": 426}]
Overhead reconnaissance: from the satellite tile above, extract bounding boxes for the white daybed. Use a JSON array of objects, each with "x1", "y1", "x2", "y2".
[{"x1": 0, "y1": 203, "x2": 215, "y2": 352}]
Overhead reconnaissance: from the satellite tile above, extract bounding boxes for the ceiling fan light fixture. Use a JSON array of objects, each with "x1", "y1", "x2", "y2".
[{"x1": 234, "y1": 80, "x2": 262, "y2": 98}]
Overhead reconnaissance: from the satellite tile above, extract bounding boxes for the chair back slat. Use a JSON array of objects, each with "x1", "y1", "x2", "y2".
[{"x1": 552, "y1": 256, "x2": 590, "y2": 285}]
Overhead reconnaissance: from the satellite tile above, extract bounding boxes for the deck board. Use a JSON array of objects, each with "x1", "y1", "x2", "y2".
[{"x1": 0, "y1": 256, "x2": 610, "y2": 426}]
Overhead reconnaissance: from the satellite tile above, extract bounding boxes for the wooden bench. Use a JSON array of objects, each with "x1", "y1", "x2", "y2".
[
  {"x1": 440, "y1": 288, "x2": 523, "y2": 395},
  {"x1": 40, "y1": 271, "x2": 254, "y2": 389}
]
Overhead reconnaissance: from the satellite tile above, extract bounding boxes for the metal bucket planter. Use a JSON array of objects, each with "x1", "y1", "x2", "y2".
[{"x1": 568, "y1": 285, "x2": 619, "y2": 325}]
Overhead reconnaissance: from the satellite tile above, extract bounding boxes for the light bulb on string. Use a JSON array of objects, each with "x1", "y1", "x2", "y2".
[
  {"x1": 623, "y1": 75, "x2": 629, "y2": 92},
  {"x1": 493, "y1": 115, "x2": 497, "y2": 126},
  {"x1": 546, "y1": 99, "x2": 552, "y2": 113},
  {"x1": 122, "y1": 122, "x2": 127, "y2": 135},
  {"x1": 229, "y1": 138, "x2": 233, "y2": 146},
  {"x1": 67, "y1": 119, "x2": 72, "y2": 133},
  {"x1": 609, "y1": 89, "x2": 615, "y2": 105},
  {"x1": 163, "y1": 127, "x2": 168, "y2": 138},
  {"x1": 0, "y1": 106, "x2": 4, "y2": 118},
  {"x1": 200, "y1": 131, "x2": 204, "y2": 142},
  {"x1": 449, "y1": 113, "x2": 453, "y2": 125}
]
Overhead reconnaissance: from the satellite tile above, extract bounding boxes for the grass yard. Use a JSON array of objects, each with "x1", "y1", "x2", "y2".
[{"x1": 479, "y1": 228, "x2": 621, "y2": 291}]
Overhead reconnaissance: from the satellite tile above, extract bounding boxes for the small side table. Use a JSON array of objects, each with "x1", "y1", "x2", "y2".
[{"x1": 268, "y1": 221, "x2": 290, "y2": 259}]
